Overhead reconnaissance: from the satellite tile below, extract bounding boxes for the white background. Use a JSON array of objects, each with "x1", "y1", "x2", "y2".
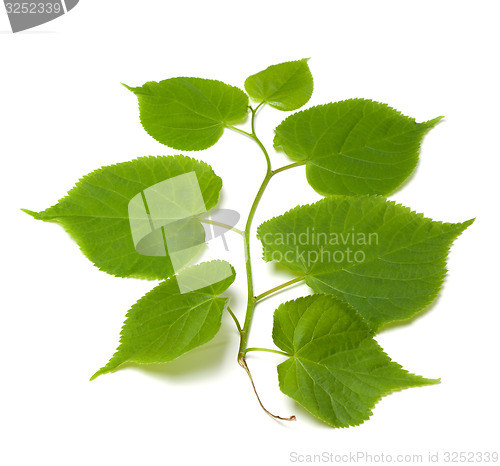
[{"x1": 1, "y1": 1, "x2": 499, "y2": 465}]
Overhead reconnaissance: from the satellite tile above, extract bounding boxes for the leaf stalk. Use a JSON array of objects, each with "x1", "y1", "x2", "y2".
[
  {"x1": 226, "y1": 307, "x2": 242, "y2": 334},
  {"x1": 243, "y1": 347, "x2": 290, "y2": 357},
  {"x1": 254, "y1": 276, "x2": 306, "y2": 302},
  {"x1": 271, "y1": 160, "x2": 306, "y2": 175}
]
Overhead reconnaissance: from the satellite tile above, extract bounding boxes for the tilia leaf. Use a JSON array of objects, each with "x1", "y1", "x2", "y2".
[
  {"x1": 258, "y1": 196, "x2": 473, "y2": 330},
  {"x1": 125, "y1": 77, "x2": 249, "y2": 150},
  {"x1": 273, "y1": 99, "x2": 443, "y2": 195},
  {"x1": 91, "y1": 260, "x2": 236, "y2": 380},
  {"x1": 244, "y1": 58, "x2": 313, "y2": 111},
  {"x1": 273, "y1": 294, "x2": 439, "y2": 427},
  {"x1": 22, "y1": 155, "x2": 222, "y2": 279}
]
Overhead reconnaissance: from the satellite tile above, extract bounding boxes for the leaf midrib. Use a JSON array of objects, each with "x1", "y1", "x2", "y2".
[
  {"x1": 269, "y1": 209, "x2": 459, "y2": 278},
  {"x1": 263, "y1": 62, "x2": 305, "y2": 103}
]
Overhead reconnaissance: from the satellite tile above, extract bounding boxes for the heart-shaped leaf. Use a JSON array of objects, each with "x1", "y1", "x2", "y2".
[
  {"x1": 244, "y1": 58, "x2": 313, "y2": 111},
  {"x1": 91, "y1": 260, "x2": 236, "y2": 380},
  {"x1": 258, "y1": 196, "x2": 473, "y2": 330},
  {"x1": 273, "y1": 294, "x2": 439, "y2": 427},
  {"x1": 125, "y1": 77, "x2": 249, "y2": 150},
  {"x1": 274, "y1": 99, "x2": 442, "y2": 195},
  {"x1": 23, "y1": 155, "x2": 222, "y2": 279}
]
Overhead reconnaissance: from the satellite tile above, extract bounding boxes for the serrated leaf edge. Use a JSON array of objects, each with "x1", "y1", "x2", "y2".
[
  {"x1": 273, "y1": 294, "x2": 440, "y2": 427},
  {"x1": 90, "y1": 260, "x2": 235, "y2": 381},
  {"x1": 124, "y1": 77, "x2": 249, "y2": 151},
  {"x1": 273, "y1": 98, "x2": 443, "y2": 153},
  {"x1": 21, "y1": 155, "x2": 223, "y2": 280},
  {"x1": 244, "y1": 58, "x2": 314, "y2": 111},
  {"x1": 258, "y1": 196, "x2": 474, "y2": 330}
]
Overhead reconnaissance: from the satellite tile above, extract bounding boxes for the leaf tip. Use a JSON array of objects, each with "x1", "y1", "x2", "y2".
[
  {"x1": 460, "y1": 217, "x2": 475, "y2": 232},
  {"x1": 89, "y1": 366, "x2": 109, "y2": 381},
  {"x1": 420, "y1": 377, "x2": 441, "y2": 388},
  {"x1": 425, "y1": 115, "x2": 445, "y2": 128},
  {"x1": 21, "y1": 208, "x2": 42, "y2": 220},
  {"x1": 121, "y1": 83, "x2": 135, "y2": 93}
]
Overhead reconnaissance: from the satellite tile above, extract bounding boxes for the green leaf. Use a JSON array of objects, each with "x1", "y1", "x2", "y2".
[
  {"x1": 244, "y1": 58, "x2": 313, "y2": 111},
  {"x1": 91, "y1": 260, "x2": 236, "y2": 380},
  {"x1": 22, "y1": 155, "x2": 222, "y2": 279},
  {"x1": 273, "y1": 99, "x2": 443, "y2": 195},
  {"x1": 258, "y1": 196, "x2": 473, "y2": 330},
  {"x1": 125, "y1": 77, "x2": 249, "y2": 150},
  {"x1": 273, "y1": 294, "x2": 439, "y2": 427}
]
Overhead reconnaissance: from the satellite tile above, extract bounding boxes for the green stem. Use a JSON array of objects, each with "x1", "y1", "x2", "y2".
[
  {"x1": 243, "y1": 347, "x2": 290, "y2": 357},
  {"x1": 227, "y1": 125, "x2": 253, "y2": 138},
  {"x1": 235, "y1": 107, "x2": 272, "y2": 362},
  {"x1": 271, "y1": 160, "x2": 306, "y2": 176},
  {"x1": 230, "y1": 107, "x2": 304, "y2": 361},
  {"x1": 198, "y1": 218, "x2": 244, "y2": 236},
  {"x1": 226, "y1": 307, "x2": 242, "y2": 334},
  {"x1": 229, "y1": 104, "x2": 296, "y2": 421},
  {"x1": 254, "y1": 276, "x2": 306, "y2": 302},
  {"x1": 251, "y1": 102, "x2": 265, "y2": 134},
  {"x1": 238, "y1": 169, "x2": 272, "y2": 361}
]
